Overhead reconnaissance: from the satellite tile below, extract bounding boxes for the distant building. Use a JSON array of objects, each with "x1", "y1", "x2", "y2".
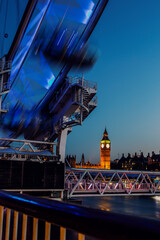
[
  {"x1": 116, "y1": 152, "x2": 147, "y2": 171},
  {"x1": 148, "y1": 152, "x2": 160, "y2": 171},
  {"x1": 112, "y1": 151, "x2": 160, "y2": 171},
  {"x1": 100, "y1": 127, "x2": 111, "y2": 169},
  {"x1": 66, "y1": 127, "x2": 111, "y2": 169},
  {"x1": 65, "y1": 155, "x2": 76, "y2": 168},
  {"x1": 66, "y1": 127, "x2": 160, "y2": 171}
]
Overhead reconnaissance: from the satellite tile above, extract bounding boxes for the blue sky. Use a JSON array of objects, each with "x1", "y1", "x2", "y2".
[
  {"x1": 66, "y1": 0, "x2": 160, "y2": 162},
  {"x1": 1, "y1": 0, "x2": 160, "y2": 162}
]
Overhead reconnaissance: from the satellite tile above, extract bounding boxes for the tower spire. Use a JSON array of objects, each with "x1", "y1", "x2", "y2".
[
  {"x1": 100, "y1": 126, "x2": 111, "y2": 169},
  {"x1": 102, "y1": 126, "x2": 109, "y2": 141}
]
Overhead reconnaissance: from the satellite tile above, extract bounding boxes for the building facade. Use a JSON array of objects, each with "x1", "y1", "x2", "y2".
[{"x1": 112, "y1": 151, "x2": 160, "y2": 171}]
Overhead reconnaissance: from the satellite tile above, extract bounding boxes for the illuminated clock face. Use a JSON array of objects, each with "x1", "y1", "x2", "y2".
[
  {"x1": 101, "y1": 144, "x2": 104, "y2": 148},
  {"x1": 106, "y1": 143, "x2": 110, "y2": 148}
]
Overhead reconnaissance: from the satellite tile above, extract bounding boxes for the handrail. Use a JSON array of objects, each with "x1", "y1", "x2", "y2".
[
  {"x1": 0, "y1": 190, "x2": 160, "y2": 239},
  {"x1": 68, "y1": 76, "x2": 97, "y2": 90}
]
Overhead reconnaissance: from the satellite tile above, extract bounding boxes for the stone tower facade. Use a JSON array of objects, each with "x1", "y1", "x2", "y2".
[{"x1": 100, "y1": 127, "x2": 111, "y2": 169}]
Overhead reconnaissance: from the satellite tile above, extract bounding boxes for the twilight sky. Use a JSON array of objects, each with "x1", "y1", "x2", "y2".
[
  {"x1": 1, "y1": 0, "x2": 160, "y2": 162},
  {"x1": 66, "y1": 0, "x2": 160, "y2": 162}
]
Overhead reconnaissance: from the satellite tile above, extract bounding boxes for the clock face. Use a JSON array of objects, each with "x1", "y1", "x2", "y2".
[
  {"x1": 101, "y1": 144, "x2": 104, "y2": 148},
  {"x1": 106, "y1": 143, "x2": 110, "y2": 149}
]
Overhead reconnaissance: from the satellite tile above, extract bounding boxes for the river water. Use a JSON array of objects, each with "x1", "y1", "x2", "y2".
[
  {"x1": 70, "y1": 196, "x2": 160, "y2": 240},
  {"x1": 34, "y1": 196, "x2": 160, "y2": 240},
  {"x1": 80, "y1": 195, "x2": 160, "y2": 219}
]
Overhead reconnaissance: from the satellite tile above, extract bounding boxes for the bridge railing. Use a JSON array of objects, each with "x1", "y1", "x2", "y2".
[
  {"x1": 0, "y1": 190, "x2": 160, "y2": 240},
  {"x1": 65, "y1": 168, "x2": 160, "y2": 197}
]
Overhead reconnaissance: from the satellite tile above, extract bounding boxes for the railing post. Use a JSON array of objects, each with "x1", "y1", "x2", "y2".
[
  {"x1": 45, "y1": 222, "x2": 51, "y2": 240},
  {"x1": 60, "y1": 227, "x2": 66, "y2": 240},
  {"x1": 32, "y1": 218, "x2": 38, "y2": 240},
  {"x1": 78, "y1": 233, "x2": 85, "y2": 240},
  {"x1": 12, "y1": 211, "x2": 19, "y2": 240},
  {"x1": 22, "y1": 214, "x2": 28, "y2": 240},
  {"x1": 5, "y1": 208, "x2": 11, "y2": 240},
  {"x1": 0, "y1": 206, "x2": 4, "y2": 240},
  {"x1": 61, "y1": 191, "x2": 63, "y2": 200}
]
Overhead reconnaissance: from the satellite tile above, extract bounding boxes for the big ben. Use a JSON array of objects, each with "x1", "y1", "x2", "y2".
[{"x1": 100, "y1": 127, "x2": 111, "y2": 169}]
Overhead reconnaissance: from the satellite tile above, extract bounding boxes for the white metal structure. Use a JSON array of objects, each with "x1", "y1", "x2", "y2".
[
  {"x1": 65, "y1": 168, "x2": 160, "y2": 198},
  {"x1": 54, "y1": 76, "x2": 97, "y2": 162},
  {"x1": 0, "y1": 137, "x2": 56, "y2": 160}
]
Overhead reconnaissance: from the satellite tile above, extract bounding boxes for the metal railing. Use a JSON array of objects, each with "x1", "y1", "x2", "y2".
[
  {"x1": 0, "y1": 59, "x2": 11, "y2": 95},
  {"x1": 0, "y1": 60, "x2": 12, "y2": 72},
  {"x1": 0, "y1": 190, "x2": 160, "y2": 240},
  {"x1": 49, "y1": 76, "x2": 97, "y2": 112},
  {"x1": 90, "y1": 96, "x2": 97, "y2": 106},
  {"x1": 68, "y1": 76, "x2": 97, "y2": 90},
  {"x1": 0, "y1": 74, "x2": 11, "y2": 91}
]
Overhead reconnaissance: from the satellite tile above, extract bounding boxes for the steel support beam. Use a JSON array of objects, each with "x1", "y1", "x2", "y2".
[{"x1": 56, "y1": 128, "x2": 72, "y2": 163}]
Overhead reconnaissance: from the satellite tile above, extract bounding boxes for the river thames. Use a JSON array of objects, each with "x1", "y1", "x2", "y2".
[{"x1": 80, "y1": 196, "x2": 160, "y2": 219}]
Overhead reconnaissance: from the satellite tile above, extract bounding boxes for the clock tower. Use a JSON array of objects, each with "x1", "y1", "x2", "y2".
[{"x1": 100, "y1": 127, "x2": 111, "y2": 169}]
